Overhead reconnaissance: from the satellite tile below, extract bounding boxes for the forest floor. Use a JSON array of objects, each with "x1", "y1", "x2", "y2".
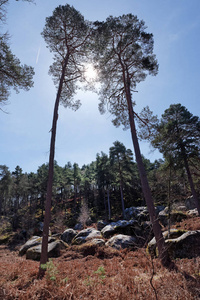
[{"x1": 0, "y1": 217, "x2": 200, "y2": 300}]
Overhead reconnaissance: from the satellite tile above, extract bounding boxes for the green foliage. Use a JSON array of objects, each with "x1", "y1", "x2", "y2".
[
  {"x1": 41, "y1": 259, "x2": 58, "y2": 282},
  {"x1": 1, "y1": 138, "x2": 199, "y2": 231},
  {"x1": 93, "y1": 14, "x2": 158, "y2": 129},
  {"x1": 94, "y1": 266, "x2": 106, "y2": 280},
  {"x1": 41, "y1": 4, "x2": 91, "y2": 110},
  {"x1": 0, "y1": 1, "x2": 34, "y2": 105},
  {"x1": 152, "y1": 104, "x2": 200, "y2": 164}
]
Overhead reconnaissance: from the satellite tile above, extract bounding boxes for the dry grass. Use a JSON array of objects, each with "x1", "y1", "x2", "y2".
[{"x1": 0, "y1": 217, "x2": 200, "y2": 300}]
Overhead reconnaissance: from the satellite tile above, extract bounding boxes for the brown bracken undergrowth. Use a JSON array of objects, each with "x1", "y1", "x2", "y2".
[{"x1": 0, "y1": 217, "x2": 200, "y2": 300}]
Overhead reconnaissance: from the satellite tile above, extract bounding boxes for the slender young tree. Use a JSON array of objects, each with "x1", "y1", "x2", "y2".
[
  {"x1": 0, "y1": 165, "x2": 11, "y2": 215},
  {"x1": 96, "y1": 152, "x2": 112, "y2": 219},
  {"x1": 109, "y1": 141, "x2": 134, "y2": 219},
  {"x1": 39, "y1": 4, "x2": 91, "y2": 277},
  {"x1": 152, "y1": 104, "x2": 200, "y2": 215},
  {"x1": 93, "y1": 14, "x2": 170, "y2": 266}
]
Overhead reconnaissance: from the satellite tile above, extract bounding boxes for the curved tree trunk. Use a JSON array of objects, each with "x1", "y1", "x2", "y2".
[{"x1": 38, "y1": 53, "x2": 69, "y2": 278}]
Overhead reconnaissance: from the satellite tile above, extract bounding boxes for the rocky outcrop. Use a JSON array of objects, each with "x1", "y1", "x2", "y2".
[
  {"x1": 19, "y1": 236, "x2": 42, "y2": 256},
  {"x1": 158, "y1": 207, "x2": 187, "y2": 226},
  {"x1": 106, "y1": 234, "x2": 136, "y2": 250},
  {"x1": 61, "y1": 229, "x2": 77, "y2": 244},
  {"x1": 26, "y1": 240, "x2": 63, "y2": 261},
  {"x1": 72, "y1": 228, "x2": 102, "y2": 245},
  {"x1": 147, "y1": 229, "x2": 200, "y2": 259},
  {"x1": 166, "y1": 230, "x2": 200, "y2": 259},
  {"x1": 101, "y1": 225, "x2": 116, "y2": 238},
  {"x1": 185, "y1": 196, "x2": 196, "y2": 210},
  {"x1": 187, "y1": 208, "x2": 199, "y2": 216},
  {"x1": 97, "y1": 220, "x2": 108, "y2": 231},
  {"x1": 19, "y1": 236, "x2": 56, "y2": 256},
  {"x1": 124, "y1": 206, "x2": 149, "y2": 221},
  {"x1": 101, "y1": 219, "x2": 152, "y2": 245},
  {"x1": 19, "y1": 204, "x2": 199, "y2": 261}
]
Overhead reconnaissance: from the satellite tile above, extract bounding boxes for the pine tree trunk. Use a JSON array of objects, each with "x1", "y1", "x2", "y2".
[
  {"x1": 38, "y1": 53, "x2": 69, "y2": 278},
  {"x1": 124, "y1": 72, "x2": 170, "y2": 267},
  {"x1": 181, "y1": 147, "x2": 200, "y2": 215},
  {"x1": 103, "y1": 188, "x2": 108, "y2": 219},
  {"x1": 107, "y1": 188, "x2": 111, "y2": 220},
  {"x1": 118, "y1": 157, "x2": 125, "y2": 219}
]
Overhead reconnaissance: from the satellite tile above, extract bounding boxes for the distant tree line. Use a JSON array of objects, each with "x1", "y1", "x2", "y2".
[{"x1": 1, "y1": 105, "x2": 200, "y2": 232}]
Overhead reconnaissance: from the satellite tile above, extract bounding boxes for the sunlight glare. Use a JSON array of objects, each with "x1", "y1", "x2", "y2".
[{"x1": 84, "y1": 64, "x2": 97, "y2": 81}]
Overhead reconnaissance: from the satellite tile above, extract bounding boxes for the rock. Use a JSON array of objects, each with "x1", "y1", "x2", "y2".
[
  {"x1": 166, "y1": 230, "x2": 200, "y2": 259},
  {"x1": 106, "y1": 234, "x2": 136, "y2": 250},
  {"x1": 147, "y1": 229, "x2": 200, "y2": 259},
  {"x1": 86, "y1": 238, "x2": 105, "y2": 247},
  {"x1": 173, "y1": 204, "x2": 187, "y2": 212},
  {"x1": 72, "y1": 239, "x2": 105, "y2": 257},
  {"x1": 72, "y1": 228, "x2": 102, "y2": 245},
  {"x1": 26, "y1": 240, "x2": 63, "y2": 261},
  {"x1": 61, "y1": 229, "x2": 77, "y2": 244},
  {"x1": 19, "y1": 236, "x2": 41, "y2": 256},
  {"x1": 185, "y1": 196, "x2": 196, "y2": 210},
  {"x1": 147, "y1": 229, "x2": 186, "y2": 257},
  {"x1": 155, "y1": 205, "x2": 166, "y2": 215},
  {"x1": 97, "y1": 220, "x2": 108, "y2": 231},
  {"x1": 19, "y1": 236, "x2": 56, "y2": 256},
  {"x1": 187, "y1": 208, "x2": 199, "y2": 216},
  {"x1": 112, "y1": 220, "x2": 139, "y2": 235},
  {"x1": 101, "y1": 224, "x2": 115, "y2": 238},
  {"x1": 101, "y1": 219, "x2": 143, "y2": 238},
  {"x1": 74, "y1": 223, "x2": 83, "y2": 230},
  {"x1": 124, "y1": 206, "x2": 149, "y2": 221},
  {"x1": 158, "y1": 208, "x2": 187, "y2": 226}
]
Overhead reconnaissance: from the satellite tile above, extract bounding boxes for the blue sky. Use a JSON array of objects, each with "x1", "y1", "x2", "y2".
[{"x1": 1, "y1": 0, "x2": 200, "y2": 173}]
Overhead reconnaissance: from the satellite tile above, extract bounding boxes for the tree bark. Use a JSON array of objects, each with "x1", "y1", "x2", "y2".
[
  {"x1": 124, "y1": 71, "x2": 170, "y2": 266},
  {"x1": 117, "y1": 156, "x2": 125, "y2": 219},
  {"x1": 38, "y1": 53, "x2": 69, "y2": 278},
  {"x1": 181, "y1": 146, "x2": 200, "y2": 215},
  {"x1": 107, "y1": 188, "x2": 111, "y2": 220}
]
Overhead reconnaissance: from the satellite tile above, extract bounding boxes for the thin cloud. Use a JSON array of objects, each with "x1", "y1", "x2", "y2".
[{"x1": 36, "y1": 45, "x2": 41, "y2": 64}]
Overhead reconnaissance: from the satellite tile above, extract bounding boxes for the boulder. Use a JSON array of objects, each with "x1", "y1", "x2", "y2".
[
  {"x1": 147, "y1": 229, "x2": 186, "y2": 257},
  {"x1": 147, "y1": 229, "x2": 200, "y2": 259},
  {"x1": 74, "y1": 223, "x2": 83, "y2": 230},
  {"x1": 112, "y1": 220, "x2": 140, "y2": 236},
  {"x1": 166, "y1": 230, "x2": 200, "y2": 259},
  {"x1": 19, "y1": 236, "x2": 56, "y2": 256},
  {"x1": 106, "y1": 234, "x2": 136, "y2": 250},
  {"x1": 26, "y1": 240, "x2": 63, "y2": 261},
  {"x1": 101, "y1": 219, "x2": 145, "y2": 239},
  {"x1": 19, "y1": 236, "x2": 41, "y2": 256},
  {"x1": 97, "y1": 220, "x2": 108, "y2": 231},
  {"x1": 158, "y1": 208, "x2": 187, "y2": 226},
  {"x1": 72, "y1": 228, "x2": 102, "y2": 245},
  {"x1": 61, "y1": 229, "x2": 77, "y2": 244},
  {"x1": 172, "y1": 204, "x2": 187, "y2": 212},
  {"x1": 185, "y1": 196, "x2": 196, "y2": 210},
  {"x1": 187, "y1": 208, "x2": 199, "y2": 216},
  {"x1": 86, "y1": 238, "x2": 105, "y2": 247},
  {"x1": 124, "y1": 206, "x2": 149, "y2": 221},
  {"x1": 101, "y1": 224, "x2": 115, "y2": 238}
]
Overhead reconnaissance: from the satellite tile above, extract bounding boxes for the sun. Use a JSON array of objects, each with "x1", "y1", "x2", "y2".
[{"x1": 84, "y1": 63, "x2": 97, "y2": 81}]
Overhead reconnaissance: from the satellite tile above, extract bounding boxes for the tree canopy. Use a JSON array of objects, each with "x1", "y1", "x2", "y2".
[
  {"x1": 41, "y1": 4, "x2": 92, "y2": 110},
  {"x1": 151, "y1": 104, "x2": 200, "y2": 214},
  {"x1": 0, "y1": 0, "x2": 34, "y2": 106},
  {"x1": 93, "y1": 14, "x2": 158, "y2": 129}
]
